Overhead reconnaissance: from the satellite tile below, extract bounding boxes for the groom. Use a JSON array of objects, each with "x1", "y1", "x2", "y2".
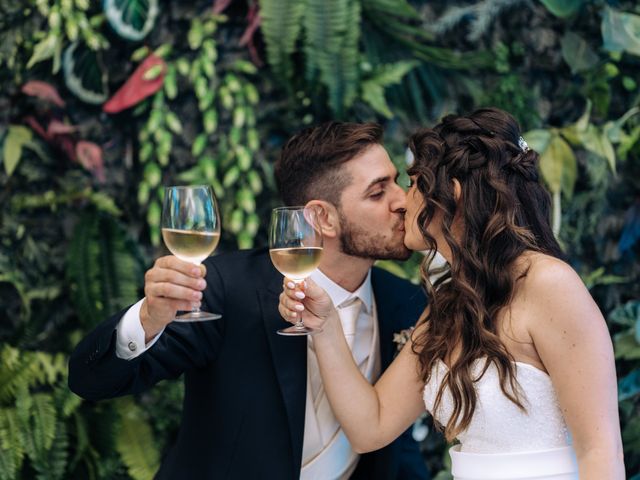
[{"x1": 69, "y1": 122, "x2": 429, "y2": 479}]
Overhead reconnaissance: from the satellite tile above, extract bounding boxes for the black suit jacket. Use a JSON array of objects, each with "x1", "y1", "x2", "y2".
[{"x1": 69, "y1": 248, "x2": 429, "y2": 480}]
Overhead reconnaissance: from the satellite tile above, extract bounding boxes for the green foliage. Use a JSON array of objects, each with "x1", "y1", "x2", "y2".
[
  {"x1": 258, "y1": 0, "x2": 305, "y2": 81},
  {"x1": 0, "y1": 346, "x2": 75, "y2": 480},
  {"x1": 104, "y1": 0, "x2": 159, "y2": 41},
  {"x1": 539, "y1": 0, "x2": 584, "y2": 18},
  {"x1": 63, "y1": 42, "x2": 109, "y2": 104},
  {"x1": 114, "y1": 398, "x2": 160, "y2": 480},
  {"x1": 66, "y1": 212, "x2": 145, "y2": 329},
  {"x1": 1, "y1": 0, "x2": 639, "y2": 478},
  {"x1": 1, "y1": 126, "x2": 32, "y2": 177},
  {"x1": 602, "y1": 7, "x2": 640, "y2": 57},
  {"x1": 304, "y1": 0, "x2": 361, "y2": 116}
]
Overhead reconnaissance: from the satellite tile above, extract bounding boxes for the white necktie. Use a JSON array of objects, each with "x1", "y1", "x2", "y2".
[{"x1": 339, "y1": 297, "x2": 362, "y2": 351}]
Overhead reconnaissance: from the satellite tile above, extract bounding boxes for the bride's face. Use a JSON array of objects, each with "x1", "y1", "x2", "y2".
[
  {"x1": 403, "y1": 176, "x2": 429, "y2": 251},
  {"x1": 403, "y1": 175, "x2": 448, "y2": 255}
]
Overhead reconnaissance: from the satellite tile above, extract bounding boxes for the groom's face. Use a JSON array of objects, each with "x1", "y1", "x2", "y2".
[{"x1": 334, "y1": 144, "x2": 411, "y2": 260}]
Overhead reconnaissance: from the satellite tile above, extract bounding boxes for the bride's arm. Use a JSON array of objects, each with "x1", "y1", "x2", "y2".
[
  {"x1": 279, "y1": 279, "x2": 427, "y2": 453},
  {"x1": 526, "y1": 258, "x2": 625, "y2": 479}
]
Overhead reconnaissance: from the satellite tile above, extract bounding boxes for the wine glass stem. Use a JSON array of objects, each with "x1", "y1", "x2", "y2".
[
  {"x1": 294, "y1": 280, "x2": 306, "y2": 330},
  {"x1": 192, "y1": 261, "x2": 203, "y2": 314}
]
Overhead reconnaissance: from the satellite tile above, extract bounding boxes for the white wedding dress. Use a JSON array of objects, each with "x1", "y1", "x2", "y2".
[{"x1": 423, "y1": 359, "x2": 578, "y2": 479}]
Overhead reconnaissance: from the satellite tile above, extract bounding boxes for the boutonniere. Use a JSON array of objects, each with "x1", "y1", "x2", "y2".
[{"x1": 392, "y1": 326, "x2": 414, "y2": 355}]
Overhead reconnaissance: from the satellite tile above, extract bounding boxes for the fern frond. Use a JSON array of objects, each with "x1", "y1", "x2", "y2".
[
  {"x1": 258, "y1": 0, "x2": 305, "y2": 81},
  {"x1": 22, "y1": 393, "x2": 57, "y2": 461},
  {"x1": 0, "y1": 347, "x2": 67, "y2": 404},
  {"x1": 114, "y1": 398, "x2": 160, "y2": 480},
  {"x1": 66, "y1": 212, "x2": 144, "y2": 328},
  {"x1": 304, "y1": 0, "x2": 361, "y2": 115},
  {"x1": 0, "y1": 408, "x2": 24, "y2": 480},
  {"x1": 32, "y1": 420, "x2": 68, "y2": 480},
  {"x1": 68, "y1": 411, "x2": 90, "y2": 472},
  {"x1": 54, "y1": 385, "x2": 82, "y2": 419}
]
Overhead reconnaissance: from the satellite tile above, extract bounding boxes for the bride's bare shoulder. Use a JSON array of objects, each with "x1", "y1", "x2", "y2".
[
  {"x1": 515, "y1": 251, "x2": 600, "y2": 321},
  {"x1": 515, "y1": 251, "x2": 581, "y2": 288}
]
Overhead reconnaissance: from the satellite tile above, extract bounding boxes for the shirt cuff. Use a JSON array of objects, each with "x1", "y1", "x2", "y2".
[{"x1": 115, "y1": 298, "x2": 165, "y2": 360}]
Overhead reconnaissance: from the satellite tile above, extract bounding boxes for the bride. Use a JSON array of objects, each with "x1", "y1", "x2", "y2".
[{"x1": 278, "y1": 108, "x2": 625, "y2": 479}]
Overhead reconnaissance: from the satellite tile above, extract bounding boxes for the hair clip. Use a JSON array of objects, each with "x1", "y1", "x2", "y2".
[{"x1": 518, "y1": 136, "x2": 530, "y2": 153}]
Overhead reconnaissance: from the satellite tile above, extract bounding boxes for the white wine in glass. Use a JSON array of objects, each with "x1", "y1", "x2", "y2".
[
  {"x1": 269, "y1": 247, "x2": 323, "y2": 282},
  {"x1": 161, "y1": 185, "x2": 221, "y2": 321},
  {"x1": 269, "y1": 206, "x2": 323, "y2": 336}
]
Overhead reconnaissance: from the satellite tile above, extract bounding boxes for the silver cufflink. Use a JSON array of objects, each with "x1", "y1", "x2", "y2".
[{"x1": 128, "y1": 341, "x2": 137, "y2": 352}]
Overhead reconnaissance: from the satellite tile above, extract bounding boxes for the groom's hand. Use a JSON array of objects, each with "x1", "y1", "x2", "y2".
[{"x1": 139, "y1": 256, "x2": 207, "y2": 342}]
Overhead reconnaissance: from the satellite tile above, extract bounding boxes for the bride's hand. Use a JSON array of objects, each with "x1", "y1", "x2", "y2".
[{"x1": 278, "y1": 277, "x2": 335, "y2": 331}]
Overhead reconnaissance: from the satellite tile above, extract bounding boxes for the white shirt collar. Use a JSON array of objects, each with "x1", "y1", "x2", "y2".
[{"x1": 309, "y1": 268, "x2": 373, "y2": 314}]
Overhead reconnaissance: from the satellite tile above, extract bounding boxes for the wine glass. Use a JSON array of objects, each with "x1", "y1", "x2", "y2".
[
  {"x1": 161, "y1": 185, "x2": 221, "y2": 321},
  {"x1": 269, "y1": 206, "x2": 323, "y2": 336}
]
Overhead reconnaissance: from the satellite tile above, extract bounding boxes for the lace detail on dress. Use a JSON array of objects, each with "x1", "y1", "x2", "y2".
[{"x1": 423, "y1": 359, "x2": 571, "y2": 454}]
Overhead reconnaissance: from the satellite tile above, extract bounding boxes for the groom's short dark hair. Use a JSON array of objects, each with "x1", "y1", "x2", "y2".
[{"x1": 275, "y1": 122, "x2": 383, "y2": 207}]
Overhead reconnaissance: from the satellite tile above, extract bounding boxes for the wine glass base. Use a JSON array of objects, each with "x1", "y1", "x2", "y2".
[
  {"x1": 277, "y1": 325, "x2": 322, "y2": 336},
  {"x1": 174, "y1": 311, "x2": 221, "y2": 322}
]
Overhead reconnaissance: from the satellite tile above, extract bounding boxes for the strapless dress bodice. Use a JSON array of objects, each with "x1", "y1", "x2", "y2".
[{"x1": 423, "y1": 358, "x2": 572, "y2": 454}]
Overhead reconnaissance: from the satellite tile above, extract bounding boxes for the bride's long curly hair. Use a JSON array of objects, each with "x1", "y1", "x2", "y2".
[{"x1": 408, "y1": 108, "x2": 564, "y2": 441}]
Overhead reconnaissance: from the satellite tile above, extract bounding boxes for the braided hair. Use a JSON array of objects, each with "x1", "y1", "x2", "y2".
[{"x1": 408, "y1": 107, "x2": 563, "y2": 441}]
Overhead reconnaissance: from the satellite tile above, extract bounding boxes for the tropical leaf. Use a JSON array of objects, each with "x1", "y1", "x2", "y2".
[
  {"x1": 539, "y1": 133, "x2": 577, "y2": 197},
  {"x1": 560, "y1": 32, "x2": 599, "y2": 74},
  {"x1": 21, "y1": 81, "x2": 66, "y2": 107},
  {"x1": 602, "y1": 7, "x2": 640, "y2": 57},
  {"x1": 2, "y1": 125, "x2": 32, "y2": 177},
  {"x1": 63, "y1": 42, "x2": 109, "y2": 104},
  {"x1": 523, "y1": 129, "x2": 552, "y2": 154},
  {"x1": 361, "y1": 61, "x2": 418, "y2": 118},
  {"x1": 540, "y1": 0, "x2": 584, "y2": 18},
  {"x1": 27, "y1": 34, "x2": 63, "y2": 72},
  {"x1": 66, "y1": 212, "x2": 145, "y2": 328},
  {"x1": 619, "y1": 370, "x2": 640, "y2": 401},
  {"x1": 258, "y1": 0, "x2": 305, "y2": 80},
  {"x1": 362, "y1": 0, "x2": 419, "y2": 18},
  {"x1": 104, "y1": 0, "x2": 159, "y2": 41},
  {"x1": 114, "y1": 398, "x2": 160, "y2": 480}
]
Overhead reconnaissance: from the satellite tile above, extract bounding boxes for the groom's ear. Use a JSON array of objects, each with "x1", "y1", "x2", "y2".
[{"x1": 305, "y1": 200, "x2": 338, "y2": 239}]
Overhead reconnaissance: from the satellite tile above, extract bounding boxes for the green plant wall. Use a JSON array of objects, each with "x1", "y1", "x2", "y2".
[{"x1": 0, "y1": 0, "x2": 638, "y2": 478}]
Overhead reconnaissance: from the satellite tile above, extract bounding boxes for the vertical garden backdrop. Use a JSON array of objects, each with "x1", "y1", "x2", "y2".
[{"x1": 0, "y1": 0, "x2": 639, "y2": 478}]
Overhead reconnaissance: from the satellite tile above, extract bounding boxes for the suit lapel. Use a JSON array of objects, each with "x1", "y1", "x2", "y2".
[
  {"x1": 257, "y1": 274, "x2": 307, "y2": 474},
  {"x1": 372, "y1": 269, "x2": 400, "y2": 370}
]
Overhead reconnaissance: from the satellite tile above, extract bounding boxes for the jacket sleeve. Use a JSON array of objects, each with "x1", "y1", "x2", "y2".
[{"x1": 68, "y1": 259, "x2": 226, "y2": 401}]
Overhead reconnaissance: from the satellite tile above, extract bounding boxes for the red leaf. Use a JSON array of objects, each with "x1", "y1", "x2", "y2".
[
  {"x1": 239, "y1": 9, "x2": 261, "y2": 46},
  {"x1": 76, "y1": 140, "x2": 105, "y2": 182},
  {"x1": 47, "y1": 120, "x2": 78, "y2": 136},
  {"x1": 213, "y1": 0, "x2": 232, "y2": 14},
  {"x1": 102, "y1": 54, "x2": 167, "y2": 114},
  {"x1": 60, "y1": 136, "x2": 77, "y2": 163},
  {"x1": 24, "y1": 116, "x2": 50, "y2": 140},
  {"x1": 21, "y1": 81, "x2": 66, "y2": 107}
]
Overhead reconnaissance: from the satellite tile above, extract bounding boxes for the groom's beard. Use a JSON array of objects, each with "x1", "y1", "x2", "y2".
[{"x1": 338, "y1": 210, "x2": 411, "y2": 261}]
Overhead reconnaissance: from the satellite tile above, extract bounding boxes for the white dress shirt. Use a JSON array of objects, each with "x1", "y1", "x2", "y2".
[{"x1": 300, "y1": 268, "x2": 380, "y2": 480}]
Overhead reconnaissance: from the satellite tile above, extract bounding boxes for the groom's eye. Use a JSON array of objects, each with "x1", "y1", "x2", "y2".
[{"x1": 370, "y1": 190, "x2": 384, "y2": 199}]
